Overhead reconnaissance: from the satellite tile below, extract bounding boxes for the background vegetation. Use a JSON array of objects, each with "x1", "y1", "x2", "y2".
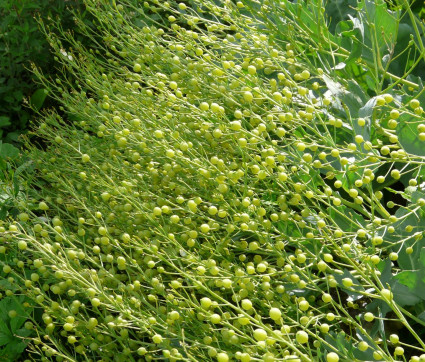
[{"x1": 0, "y1": 0, "x2": 92, "y2": 221}]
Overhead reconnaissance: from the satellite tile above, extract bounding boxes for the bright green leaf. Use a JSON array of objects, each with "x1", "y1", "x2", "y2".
[{"x1": 394, "y1": 271, "x2": 417, "y2": 289}]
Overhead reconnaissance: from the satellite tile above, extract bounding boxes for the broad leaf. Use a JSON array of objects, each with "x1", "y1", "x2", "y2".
[
  {"x1": 327, "y1": 205, "x2": 366, "y2": 232},
  {"x1": 0, "y1": 332, "x2": 12, "y2": 347},
  {"x1": 357, "y1": 0, "x2": 399, "y2": 65},
  {"x1": 29, "y1": 88, "x2": 48, "y2": 111},
  {"x1": 0, "y1": 318, "x2": 11, "y2": 347},
  {"x1": 325, "y1": 0, "x2": 357, "y2": 32},
  {"x1": 333, "y1": 269, "x2": 365, "y2": 300},
  {"x1": 0, "y1": 142, "x2": 19, "y2": 160},
  {"x1": 397, "y1": 113, "x2": 425, "y2": 157},
  {"x1": 0, "y1": 116, "x2": 11, "y2": 128},
  {"x1": 394, "y1": 270, "x2": 417, "y2": 289}
]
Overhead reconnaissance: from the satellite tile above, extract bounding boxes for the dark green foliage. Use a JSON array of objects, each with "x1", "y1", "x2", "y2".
[
  {"x1": 0, "y1": 296, "x2": 34, "y2": 360},
  {"x1": 0, "y1": 0, "x2": 86, "y2": 146}
]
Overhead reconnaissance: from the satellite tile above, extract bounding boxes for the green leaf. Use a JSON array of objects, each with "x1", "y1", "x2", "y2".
[
  {"x1": 418, "y1": 309, "x2": 425, "y2": 322},
  {"x1": 395, "y1": 233, "x2": 425, "y2": 272},
  {"x1": 335, "y1": 16, "x2": 364, "y2": 65},
  {"x1": 29, "y1": 88, "x2": 48, "y2": 111},
  {"x1": 14, "y1": 328, "x2": 32, "y2": 339},
  {"x1": 389, "y1": 23, "x2": 425, "y2": 80},
  {"x1": 327, "y1": 205, "x2": 365, "y2": 232},
  {"x1": 0, "y1": 296, "x2": 32, "y2": 334},
  {"x1": 0, "y1": 142, "x2": 19, "y2": 160},
  {"x1": 411, "y1": 191, "x2": 425, "y2": 204},
  {"x1": 397, "y1": 113, "x2": 425, "y2": 157},
  {"x1": 5, "y1": 132, "x2": 22, "y2": 143},
  {"x1": 324, "y1": 331, "x2": 353, "y2": 359},
  {"x1": 358, "y1": 0, "x2": 400, "y2": 64},
  {"x1": 0, "y1": 116, "x2": 11, "y2": 128},
  {"x1": 358, "y1": 97, "x2": 377, "y2": 119},
  {"x1": 353, "y1": 329, "x2": 376, "y2": 360},
  {"x1": 333, "y1": 269, "x2": 365, "y2": 300},
  {"x1": 378, "y1": 259, "x2": 392, "y2": 286},
  {"x1": 391, "y1": 279, "x2": 421, "y2": 306},
  {"x1": 340, "y1": 85, "x2": 367, "y2": 121},
  {"x1": 0, "y1": 316, "x2": 12, "y2": 347},
  {"x1": 325, "y1": 0, "x2": 358, "y2": 32},
  {"x1": 0, "y1": 279, "x2": 19, "y2": 292},
  {"x1": 1, "y1": 339, "x2": 27, "y2": 359},
  {"x1": 0, "y1": 332, "x2": 12, "y2": 347},
  {"x1": 394, "y1": 270, "x2": 417, "y2": 289}
]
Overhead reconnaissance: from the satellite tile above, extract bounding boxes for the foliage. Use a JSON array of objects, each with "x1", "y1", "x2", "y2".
[
  {"x1": 0, "y1": 295, "x2": 34, "y2": 360},
  {"x1": 0, "y1": 0, "x2": 88, "y2": 146},
  {"x1": 1, "y1": 0, "x2": 425, "y2": 361}
]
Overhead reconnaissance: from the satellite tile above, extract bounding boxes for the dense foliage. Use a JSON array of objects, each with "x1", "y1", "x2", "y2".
[
  {"x1": 1, "y1": 0, "x2": 425, "y2": 361},
  {"x1": 0, "y1": 0, "x2": 93, "y2": 222},
  {"x1": 0, "y1": 0, "x2": 88, "y2": 145}
]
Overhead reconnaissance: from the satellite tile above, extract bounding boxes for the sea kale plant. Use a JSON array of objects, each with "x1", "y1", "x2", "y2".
[{"x1": 1, "y1": 0, "x2": 425, "y2": 361}]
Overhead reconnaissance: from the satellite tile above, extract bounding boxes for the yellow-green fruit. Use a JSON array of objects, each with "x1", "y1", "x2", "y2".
[
  {"x1": 253, "y1": 328, "x2": 268, "y2": 341},
  {"x1": 296, "y1": 331, "x2": 308, "y2": 344},
  {"x1": 326, "y1": 352, "x2": 339, "y2": 362}
]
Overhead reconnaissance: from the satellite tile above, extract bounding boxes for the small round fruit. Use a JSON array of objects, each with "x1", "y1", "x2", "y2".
[
  {"x1": 326, "y1": 313, "x2": 336, "y2": 321},
  {"x1": 370, "y1": 255, "x2": 380, "y2": 264},
  {"x1": 326, "y1": 352, "x2": 339, "y2": 362},
  {"x1": 241, "y1": 299, "x2": 253, "y2": 310},
  {"x1": 390, "y1": 109, "x2": 400, "y2": 119},
  {"x1": 391, "y1": 169, "x2": 400, "y2": 179},
  {"x1": 358, "y1": 341, "x2": 368, "y2": 351},
  {"x1": 217, "y1": 352, "x2": 229, "y2": 362},
  {"x1": 342, "y1": 278, "x2": 353, "y2": 287},
  {"x1": 133, "y1": 63, "x2": 142, "y2": 72},
  {"x1": 410, "y1": 99, "x2": 420, "y2": 109},
  {"x1": 322, "y1": 293, "x2": 332, "y2": 303},
  {"x1": 299, "y1": 300, "x2": 309, "y2": 311},
  {"x1": 91, "y1": 298, "x2": 101, "y2": 307},
  {"x1": 355, "y1": 135, "x2": 364, "y2": 143},
  {"x1": 18, "y1": 240, "x2": 27, "y2": 250},
  {"x1": 210, "y1": 314, "x2": 221, "y2": 324},
  {"x1": 63, "y1": 323, "x2": 74, "y2": 332},
  {"x1": 394, "y1": 346, "x2": 404, "y2": 356},
  {"x1": 243, "y1": 91, "x2": 253, "y2": 103},
  {"x1": 373, "y1": 351, "x2": 383, "y2": 360},
  {"x1": 389, "y1": 252, "x2": 398, "y2": 261},
  {"x1": 320, "y1": 323, "x2": 330, "y2": 333},
  {"x1": 296, "y1": 330, "x2": 309, "y2": 344},
  {"x1": 389, "y1": 334, "x2": 399, "y2": 344},
  {"x1": 200, "y1": 224, "x2": 210, "y2": 233},
  {"x1": 253, "y1": 328, "x2": 267, "y2": 341},
  {"x1": 39, "y1": 202, "x2": 49, "y2": 210},
  {"x1": 269, "y1": 308, "x2": 281, "y2": 321},
  {"x1": 364, "y1": 312, "x2": 374, "y2": 322},
  {"x1": 152, "y1": 334, "x2": 163, "y2": 344},
  {"x1": 201, "y1": 297, "x2": 212, "y2": 309},
  {"x1": 380, "y1": 290, "x2": 393, "y2": 304},
  {"x1": 317, "y1": 260, "x2": 327, "y2": 272}
]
